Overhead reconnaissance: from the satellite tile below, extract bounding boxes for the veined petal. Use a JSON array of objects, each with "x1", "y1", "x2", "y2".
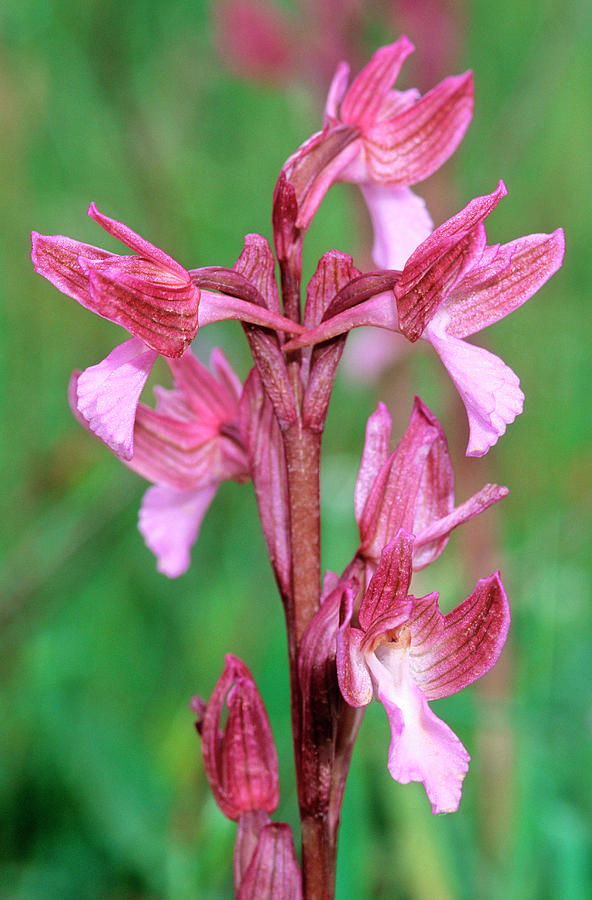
[
  {"x1": 363, "y1": 71, "x2": 474, "y2": 185},
  {"x1": 359, "y1": 531, "x2": 414, "y2": 630},
  {"x1": 426, "y1": 327, "x2": 524, "y2": 457},
  {"x1": 354, "y1": 402, "x2": 392, "y2": 524},
  {"x1": 408, "y1": 572, "x2": 510, "y2": 700},
  {"x1": 323, "y1": 60, "x2": 349, "y2": 123},
  {"x1": 70, "y1": 337, "x2": 158, "y2": 459},
  {"x1": 168, "y1": 349, "x2": 241, "y2": 424},
  {"x1": 371, "y1": 652, "x2": 469, "y2": 814},
  {"x1": 359, "y1": 184, "x2": 434, "y2": 269},
  {"x1": 443, "y1": 229, "x2": 566, "y2": 338},
  {"x1": 87, "y1": 202, "x2": 189, "y2": 278},
  {"x1": 337, "y1": 624, "x2": 374, "y2": 708},
  {"x1": 31, "y1": 232, "x2": 110, "y2": 309},
  {"x1": 340, "y1": 37, "x2": 415, "y2": 129},
  {"x1": 414, "y1": 483, "x2": 509, "y2": 569},
  {"x1": 396, "y1": 182, "x2": 506, "y2": 341},
  {"x1": 358, "y1": 406, "x2": 437, "y2": 560},
  {"x1": 138, "y1": 483, "x2": 218, "y2": 577},
  {"x1": 85, "y1": 259, "x2": 199, "y2": 357}
]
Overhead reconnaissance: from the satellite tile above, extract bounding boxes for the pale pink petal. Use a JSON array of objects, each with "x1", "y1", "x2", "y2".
[
  {"x1": 363, "y1": 71, "x2": 474, "y2": 185},
  {"x1": 359, "y1": 184, "x2": 433, "y2": 269},
  {"x1": 408, "y1": 572, "x2": 510, "y2": 700},
  {"x1": 210, "y1": 347, "x2": 243, "y2": 406},
  {"x1": 138, "y1": 483, "x2": 218, "y2": 577},
  {"x1": 340, "y1": 37, "x2": 415, "y2": 129},
  {"x1": 443, "y1": 229, "x2": 566, "y2": 339},
  {"x1": 341, "y1": 328, "x2": 408, "y2": 383},
  {"x1": 354, "y1": 402, "x2": 392, "y2": 523},
  {"x1": 371, "y1": 652, "x2": 469, "y2": 813},
  {"x1": 168, "y1": 349, "x2": 240, "y2": 424},
  {"x1": 72, "y1": 338, "x2": 158, "y2": 459},
  {"x1": 426, "y1": 327, "x2": 524, "y2": 457},
  {"x1": 377, "y1": 87, "x2": 421, "y2": 120},
  {"x1": 414, "y1": 483, "x2": 509, "y2": 568}
]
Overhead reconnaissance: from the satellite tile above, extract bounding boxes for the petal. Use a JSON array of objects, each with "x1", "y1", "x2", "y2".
[
  {"x1": 426, "y1": 328, "x2": 524, "y2": 457},
  {"x1": 31, "y1": 231, "x2": 110, "y2": 310},
  {"x1": 85, "y1": 259, "x2": 199, "y2": 356},
  {"x1": 408, "y1": 572, "x2": 511, "y2": 701},
  {"x1": 337, "y1": 625, "x2": 374, "y2": 708},
  {"x1": 237, "y1": 822, "x2": 302, "y2": 900},
  {"x1": 373, "y1": 659, "x2": 470, "y2": 814},
  {"x1": 359, "y1": 531, "x2": 414, "y2": 631},
  {"x1": 359, "y1": 184, "x2": 434, "y2": 269},
  {"x1": 168, "y1": 348, "x2": 241, "y2": 424},
  {"x1": 139, "y1": 483, "x2": 218, "y2": 577},
  {"x1": 323, "y1": 60, "x2": 349, "y2": 123},
  {"x1": 358, "y1": 404, "x2": 438, "y2": 561},
  {"x1": 87, "y1": 202, "x2": 189, "y2": 278},
  {"x1": 414, "y1": 483, "x2": 509, "y2": 569},
  {"x1": 304, "y1": 250, "x2": 360, "y2": 330},
  {"x1": 443, "y1": 229, "x2": 566, "y2": 338},
  {"x1": 71, "y1": 337, "x2": 158, "y2": 459},
  {"x1": 340, "y1": 37, "x2": 415, "y2": 129},
  {"x1": 396, "y1": 181, "x2": 506, "y2": 341},
  {"x1": 407, "y1": 397, "x2": 455, "y2": 569},
  {"x1": 354, "y1": 402, "x2": 392, "y2": 524},
  {"x1": 363, "y1": 71, "x2": 474, "y2": 185}
]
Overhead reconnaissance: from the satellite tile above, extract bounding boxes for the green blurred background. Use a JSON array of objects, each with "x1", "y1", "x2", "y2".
[{"x1": 1, "y1": 1, "x2": 591, "y2": 897}]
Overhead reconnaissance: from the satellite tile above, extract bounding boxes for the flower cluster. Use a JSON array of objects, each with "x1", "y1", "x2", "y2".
[{"x1": 32, "y1": 34, "x2": 564, "y2": 897}]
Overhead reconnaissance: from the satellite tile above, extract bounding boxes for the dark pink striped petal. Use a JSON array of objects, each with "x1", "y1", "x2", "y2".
[
  {"x1": 234, "y1": 233, "x2": 281, "y2": 313},
  {"x1": 408, "y1": 572, "x2": 510, "y2": 700},
  {"x1": 340, "y1": 37, "x2": 415, "y2": 129},
  {"x1": 363, "y1": 71, "x2": 474, "y2": 185},
  {"x1": 31, "y1": 231, "x2": 110, "y2": 309},
  {"x1": 443, "y1": 229, "x2": 566, "y2": 338},
  {"x1": 359, "y1": 531, "x2": 414, "y2": 631},
  {"x1": 396, "y1": 182, "x2": 506, "y2": 341}
]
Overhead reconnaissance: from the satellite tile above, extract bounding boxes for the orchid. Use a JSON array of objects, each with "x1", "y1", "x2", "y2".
[
  {"x1": 337, "y1": 530, "x2": 510, "y2": 813},
  {"x1": 32, "y1": 205, "x2": 303, "y2": 459},
  {"x1": 284, "y1": 182, "x2": 565, "y2": 455},
  {"x1": 281, "y1": 36, "x2": 474, "y2": 268},
  {"x1": 95, "y1": 347, "x2": 248, "y2": 578}
]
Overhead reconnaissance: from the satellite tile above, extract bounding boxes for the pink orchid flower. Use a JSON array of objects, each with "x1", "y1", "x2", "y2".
[
  {"x1": 353, "y1": 397, "x2": 508, "y2": 584},
  {"x1": 69, "y1": 347, "x2": 249, "y2": 577},
  {"x1": 32, "y1": 206, "x2": 303, "y2": 459},
  {"x1": 282, "y1": 36, "x2": 473, "y2": 268},
  {"x1": 284, "y1": 183, "x2": 565, "y2": 455},
  {"x1": 337, "y1": 530, "x2": 510, "y2": 813}
]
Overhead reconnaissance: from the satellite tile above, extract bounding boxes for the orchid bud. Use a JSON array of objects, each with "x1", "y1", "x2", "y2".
[{"x1": 197, "y1": 655, "x2": 279, "y2": 821}]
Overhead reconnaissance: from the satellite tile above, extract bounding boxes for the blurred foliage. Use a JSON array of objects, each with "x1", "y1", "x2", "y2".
[{"x1": 1, "y1": 1, "x2": 591, "y2": 898}]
